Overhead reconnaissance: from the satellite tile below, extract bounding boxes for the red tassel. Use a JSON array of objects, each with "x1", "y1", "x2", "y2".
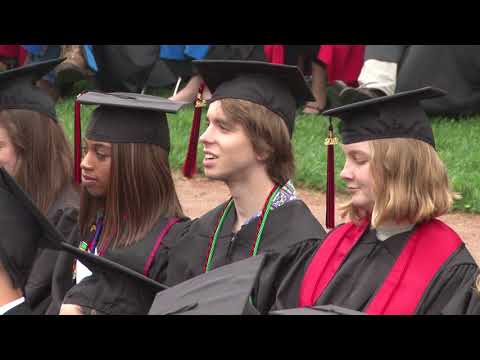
[
  {"x1": 325, "y1": 120, "x2": 338, "y2": 229},
  {"x1": 182, "y1": 83, "x2": 206, "y2": 178},
  {"x1": 74, "y1": 99, "x2": 82, "y2": 185}
]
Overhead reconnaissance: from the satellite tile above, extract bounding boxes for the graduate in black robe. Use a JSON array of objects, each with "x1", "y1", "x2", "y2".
[
  {"x1": 150, "y1": 60, "x2": 327, "y2": 314},
  {"x1": 271, "y1": 226, "x2": 480, "y2": 314},
  {"x1": 48, "y1": 216, "x2": 189, "y2": 315},
  {"x1": 267, "y1": 87, "x2": 480, "y2": 315},
  {"x1": 90, "y1": 45, "x2": 161, "y2": 93},
  {"x1": 163, "y1": 199, "x2": 326, "y2": 313},
  {"x1": 340, "y1": 45, "x2": 480, "y2": 117},
  {"x1": 0, "y1": 161, "x2": 164, "y2": 317},
  {"x1": 167, "y1": 45, "x2": 267, "y2": 103},
  {"x1": 0, "y1": 167, "x2": 75, "y2": 316},
  {"x1": 45, "y1": 92, "x2": 189, "y2": 315},
  {"x1": 0, "y1": 58, "x2": 80, "y2": 314},
  {"x1": 395, "y1": 45, "x2": 480, "y2": 117}
]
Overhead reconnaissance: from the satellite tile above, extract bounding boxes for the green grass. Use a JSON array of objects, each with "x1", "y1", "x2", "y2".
[{"x1": 56, "y1": 86, "x2": 480, "y2": 214}]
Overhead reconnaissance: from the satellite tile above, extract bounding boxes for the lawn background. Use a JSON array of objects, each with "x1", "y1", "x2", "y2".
[{"x1": 56, "y1": 84, "x2": 480, "y2": 214}]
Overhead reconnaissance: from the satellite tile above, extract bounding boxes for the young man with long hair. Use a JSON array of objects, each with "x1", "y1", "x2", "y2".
[{"x1": 157, "y1": 61, "x2": 327, "y2": 313}]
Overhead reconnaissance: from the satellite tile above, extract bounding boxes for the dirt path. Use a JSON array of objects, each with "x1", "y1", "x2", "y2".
[{"x1": 173, "y1": 172, "x2": 480, "y2": 263}]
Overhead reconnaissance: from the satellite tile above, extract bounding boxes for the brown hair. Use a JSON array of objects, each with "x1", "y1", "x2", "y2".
[
  {"x1": 220, "y1": 98, "x2": 295, "y2": 185},
  {"x1": 79, "y1": 142, "x2": 184, "y2": 252},
  {"x1": 339, "y1": 138, "x2": 459, "y2": 227},
  {"x1": 0, "y1": 109, "x2": 75, "y2": 215}
]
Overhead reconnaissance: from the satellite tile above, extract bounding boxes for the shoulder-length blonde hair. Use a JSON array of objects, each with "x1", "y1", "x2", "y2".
[
  {"x1": 0, "y1": 109, "x2": 76, "y2": 215},
  {"x1": 79, "y1": 142, "x2": 184, "y2": 252},
  {"x1": 339, "y1": 138, "x2": 459, "y2": 227},
  {"x1": 220, "y1": 98, "x2": 295, "y2": 185}
]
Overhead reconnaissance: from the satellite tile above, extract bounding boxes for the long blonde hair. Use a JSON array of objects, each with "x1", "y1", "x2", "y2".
[{"x1": 339, "y1": 138, "x2": 459, "y2": 227}]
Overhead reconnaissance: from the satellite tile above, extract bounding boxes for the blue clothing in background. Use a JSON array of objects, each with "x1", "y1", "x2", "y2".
[
  {"x1": 83, "y1": 45, "x2": 98, "y2": 72},
  {"x1": 22, "y1": 45, "x2": 60, "y2": 83},
  {"x1": 159, "y1": 45, "x2": 210, "y2": 60}
]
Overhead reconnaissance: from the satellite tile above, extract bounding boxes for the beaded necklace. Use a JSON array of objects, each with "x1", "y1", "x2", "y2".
[{"x1": 203, "y1": 184, "x2": 281, "y2": 273}]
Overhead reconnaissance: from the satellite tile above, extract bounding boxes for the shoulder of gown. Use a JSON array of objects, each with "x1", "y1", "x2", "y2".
[
  {"x1": 25, "y1": 204, "x2": 80, "y2": 314},
  {"x1": 417, "y1": 244, "x2": 480, "y2": 315},
  {"x1": 147, "y1": 217, "x2": 193, "y2": 284},
  {"x1": 58, "y1": 218, "x2": 192, "y2": 316},
  {"x1": 253, "y1": 236, "x2": 323, "y2": 314}
]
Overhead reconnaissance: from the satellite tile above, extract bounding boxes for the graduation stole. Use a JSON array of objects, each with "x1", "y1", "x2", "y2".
[
  {"x1": 203, "y1": 183, "x2": 282, "y2": 273},
  {"x1": 143, "y1": 217, "x2": 181, "y2": 277},
  {"x1": 79, "y1": 214, "x2": 104, "y2": 254},
  {"x1": 299, "y1": 219, "x2": 463, "y2": 315},
  {"x1": 73, "y1": 215, "x2": 104, "y2": 280}
]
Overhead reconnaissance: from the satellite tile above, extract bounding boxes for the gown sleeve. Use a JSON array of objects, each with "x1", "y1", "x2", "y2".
[
  {"x1": 61, "y1": 269, "x2": 156, "y2": 315},
  {"x1": 440, "y1": 266, "x2": 480, "y2": 315},
  {"x1": 253, "y1": 237, "x2": 321, "y2": 314},
  {"x1": 45, "y1": 221, "x2": 82, "y2": 315},
  {"x1": 60, "y1": 219, "x2": 193, "y2": 315},
  {"x1": 416, "y1": 247, "x2": 480, "y2": 315},
  {"x1": 149, "y1": 219, "x2": 194, "y2": 285},
  {"x1": 25, "y1": 207, "x2": 79, "y2": 314}
]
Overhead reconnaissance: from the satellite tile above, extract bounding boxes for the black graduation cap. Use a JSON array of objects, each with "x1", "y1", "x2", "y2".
[
  {"x1": 322, "y1": 87, "x2": 447, "y2": 148},
  {"x1": 148, "y1": 254, "x2": 266, "y2": 315},
  {"x1": 192, "y1": 60, "x2": 315, "y2": 136},
  {"x1": 60, "y1": 242, "x2": 168, "y2": 315},
  {"x1": 0, "y1": 167, "x2": 64, "y2": 290},
  {"x1": 77, "y1": 91, "x2": 185, "y2": 149},
  {"x1": 321, "y1": 86, "x2": 448, "y2": 230},
  {"x1": 0, "y1": 58, "x2": 64, "y2": 121},
  {"x1": 269, "y1": 304, "x2": 365, "y2": 315},
  {"x1": 73, "y1": 91, "x2": 186, "y2": 183}
]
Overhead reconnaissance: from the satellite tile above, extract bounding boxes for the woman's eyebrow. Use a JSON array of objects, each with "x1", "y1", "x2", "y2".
[
  {"x1": 347, "y1": 150, "x2": 369, "y2": 157},
  {"x1": 93, "y1": 144, "x2": 112, "y2": 152}
]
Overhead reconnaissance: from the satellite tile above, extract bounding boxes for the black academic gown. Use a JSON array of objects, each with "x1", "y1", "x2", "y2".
[
  {"x1": 270, "y1": 226, "x2": 480, "y2": 315},
  {"x1": 91, "y1": 45, "x2": 160, "y2": 93},
  {"x1": 3, "y1": 301, "x2": 33, "y2": 316},
  {"x1": 24, "y1": 185, "x2": 80, "y2": 315},
  {"x1": 365, "y1": 45, "x2": 480, "y2": 117},
  {"x1": 204, "y1": 45, "x2": 267, "y2": 62},
  {"x1": 47, "y1": 217, "x2": 189, "y2": 315},
  {"x1": 158, "y1": 199, "x2": 326, "y2": 314},
  {"x1": 396, "y1": 45, "x2": 480, "y2": 117}
]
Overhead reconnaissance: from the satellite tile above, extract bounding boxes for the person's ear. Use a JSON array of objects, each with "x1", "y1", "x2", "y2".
[
  {"x1": 255, "y1": 147, "x2": 271, "y2": 162},
  {"x1": 256, "y1": 152, "x2": 268, "y2": 162}
]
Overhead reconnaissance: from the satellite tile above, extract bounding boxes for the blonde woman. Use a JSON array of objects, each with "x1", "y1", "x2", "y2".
[{"x1": 268, "y1": 87, "x2": 480, "y2": 315}]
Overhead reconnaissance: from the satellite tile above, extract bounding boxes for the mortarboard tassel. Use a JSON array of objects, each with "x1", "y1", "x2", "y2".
[
  {"x1": 325, "y1": 117, "x2": 338, "y2": 230},
  {"x1": 182, "y1": 83, "x2": 206, "y2": 178},
  {"x1": 74, "y1": 97, "x2": 82, "y2": 184}
]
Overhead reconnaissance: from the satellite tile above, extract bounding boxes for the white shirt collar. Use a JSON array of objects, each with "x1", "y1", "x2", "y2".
[
  {"x1": 0, "y1": 297, "x2": 25, "y2": 315},
  {"x1": 375, "y1": 224, "x2": 415, "y2": 242}
]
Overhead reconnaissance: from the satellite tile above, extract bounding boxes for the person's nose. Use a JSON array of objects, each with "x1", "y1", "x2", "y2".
[
  {"x1": 199, "y1": 123, "x2": 215, "y2": 145},
  {"x1": 340, "y1": 159, "x2": 354, "y2": 182},
  {"x1": 80, "y1": 151, "x2": 95, "y2": 172}
]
